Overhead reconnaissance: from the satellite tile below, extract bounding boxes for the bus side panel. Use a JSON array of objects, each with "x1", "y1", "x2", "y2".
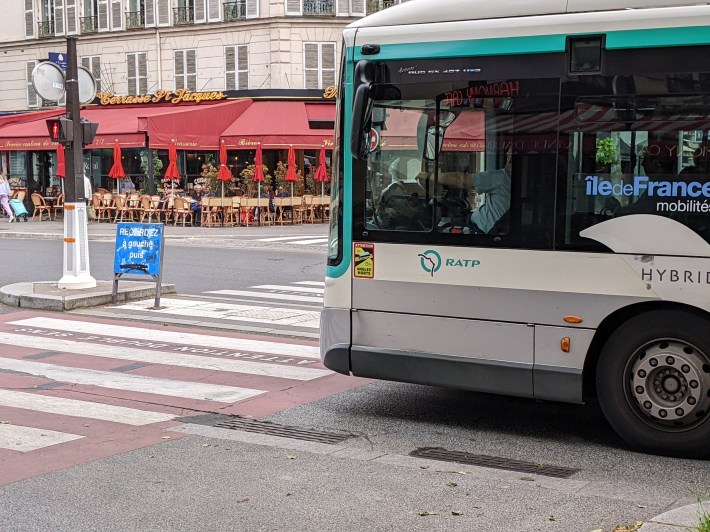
[
  {"x1": 351, "y1": 310, "x2": 534, "y2": 397},
  {"x1": 320, "y1": 307, "x2": 352, "y2": 375}
]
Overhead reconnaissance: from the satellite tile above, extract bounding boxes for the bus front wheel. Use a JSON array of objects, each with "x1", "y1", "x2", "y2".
[{"x1": 596, "y1": 310, "x2": 710, "y2": 458}]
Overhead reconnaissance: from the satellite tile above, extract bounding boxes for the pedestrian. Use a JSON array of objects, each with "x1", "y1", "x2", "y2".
[{"x1": 0, "y1": 172, "x2": 15, "y2": 222}]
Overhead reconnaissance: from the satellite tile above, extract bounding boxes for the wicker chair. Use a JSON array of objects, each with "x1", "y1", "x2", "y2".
[{"x1": 31, "y1": 193, "x2": 51, "y2": 221}]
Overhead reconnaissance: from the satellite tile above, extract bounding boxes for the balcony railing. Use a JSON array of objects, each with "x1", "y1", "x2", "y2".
[
  {"x1": 173, "y1": 6, "x2": 194, "y2": 25},
  {"x1": 223, "y1": 1, "x2": 246, "y2": 21},
  {"x1": 126, "y1": 10, "x2": 145, "y2": 29},
  {"x1": 303, "y1": 0, "x2": 335, "y2": 16},
  {"x1": 37, "y1": 20, "x2": 55, "y2": 38},
  {"x1": 367, "y1": 0, "x2": 397, "y2": 14},
  {"x1": 80, "y1": 15, "x2": 98, "y2": 33}
]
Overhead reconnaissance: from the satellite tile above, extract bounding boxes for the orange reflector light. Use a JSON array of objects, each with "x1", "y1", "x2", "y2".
[
  {"x1": 564, "y1": 316, "x2": 583, "y2": 324},
  {"x1": 561, "y1": 337, "x2": 571, "y2": 353},
  {"x1": 64, "y1": 205, "x2": 75, "y2": 210},
  {"x1": 63, "y1": 238, "x2": 75, "y2": 243}
]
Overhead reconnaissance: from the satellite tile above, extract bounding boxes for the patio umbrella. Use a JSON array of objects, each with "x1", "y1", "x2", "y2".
[
  {"x1": 108, "y1": 140, "x2": 125, "y2": 194},
  {"x1": 217, "y1": 140, "x2": 232, "y2": 225},
  {"x1": 164, "y1": 139, "x2": 180, "y2": 199},
  {"x1": 313, "y1": 145, "x2": 329, "y2": 204},
  {"x1": 285, "y1": 145, "x2": 298, "y2": 199},
  {"x1": 56, "y1": 144, "x2": 65, "y2": 194},
  {"x1": 253, "y1": 143, "x2": 265, "y2": 226}
]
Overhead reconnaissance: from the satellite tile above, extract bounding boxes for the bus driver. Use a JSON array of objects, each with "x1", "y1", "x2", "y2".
[{"x1": 470, "y1": 149, "x2": 512, "y2": 234}]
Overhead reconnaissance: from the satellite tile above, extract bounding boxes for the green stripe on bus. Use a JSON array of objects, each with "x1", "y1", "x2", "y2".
[{"x1": 606, "y1": 26, "x2": 710, "y2": 49}]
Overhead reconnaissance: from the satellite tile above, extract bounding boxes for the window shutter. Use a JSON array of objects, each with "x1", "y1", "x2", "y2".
[
  {"x1": 25, "y1": 0, "x2": 35, "y2": 38},
  {"x1": 92, "y1": 57, "x2": 102, "y2": 92},
  {"x1": 55, "y1": 0, "x2": 65, "y2": 35},
  {"x1": 174, "y1": 50, "x2": 185, "y2": 90},
  {"x1": 237, "y1": 45, "x2": 248, "y2": 90},
  {"x1": 98, "y1": 0, "x2": 109, "y2": 30},
  {"x1": 66, "y1": 0, "x2": 78, "y2": 34},
  {"x1": 246, "y1": 0, "x2": 258, "y2": 18},
  {"x1": 111, "y1": 0, "x2": 123, "y2": 30},
  {"x1": 225, "y1": 46, "x2": 235, "y2": 91},
  {"x1": 27, "y1": 61, "x2": 38, "y2": 108},
  {"x1": 286, "y1": 0, "x2": 302, "y2": 15},
  {"x1": 138, "y1": 52, "x2": 148, "y2": 94},
  {"x1": 145, "y1": 0, "x2": 156, "y2": 26},
  {"x1": 322, "y1": 43, "x2": 336, "y2": 86},
  {"x1": 156, "y1": 0, "x2": 169, "y2": 25},
  {"x1": 194, "y1": 0, "x2": 206, "y2": 23},
  {"x1": 304, "y1": 43, "x2": 319, "y2": 89},
  {"x1": 336, "y1": 0, "x2": 349, "y2": 16},
  {"x1": 127, "y1": 53, "x2": 137, "y2": 95},
  {"x1": 186, "y1": 50, "x2": 197, "y2": 91},
  {"x1": 208, "y1": 0, "x2": 220, "y2": 21},
  {"x1": 349, "y1": 0, "x2": 364, "y2": 16}
]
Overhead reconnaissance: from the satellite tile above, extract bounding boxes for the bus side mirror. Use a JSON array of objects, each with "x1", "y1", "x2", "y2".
[{"x1": 351, "y1": 82, "x2": 373, "y2": 160}]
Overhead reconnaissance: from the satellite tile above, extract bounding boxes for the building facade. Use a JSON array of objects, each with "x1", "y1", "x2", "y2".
[{"x1": 0, "y1": 0, "x2": 403, "y2": 113}]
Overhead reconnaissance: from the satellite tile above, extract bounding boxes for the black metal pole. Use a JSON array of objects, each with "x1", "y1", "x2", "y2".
[{"x1": 65, "y1": 36, "x2": 84, "y2": 204}]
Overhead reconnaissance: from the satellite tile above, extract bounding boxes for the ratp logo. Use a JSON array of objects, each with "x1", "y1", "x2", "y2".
[{"x1": 418, "y1": 250, "x2": 442, "y2": 277}]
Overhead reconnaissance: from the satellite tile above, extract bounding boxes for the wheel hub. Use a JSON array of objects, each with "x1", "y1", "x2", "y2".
[{"x1": 630, "y1": 340, "x2": 710, "y2": 427}]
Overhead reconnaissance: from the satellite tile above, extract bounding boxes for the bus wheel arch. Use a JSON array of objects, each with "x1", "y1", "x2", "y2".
[{"x1": 588, "y1": 305, "x2": 710, "y2": 458}]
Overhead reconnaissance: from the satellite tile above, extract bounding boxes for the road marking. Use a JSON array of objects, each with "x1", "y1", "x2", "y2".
[
  {"x1": 9, "y1": 317, "x2": 320, "y2": 359},
  {"x1": 291, "y1": 238, "x2": 329, "y2": 245},
  {"x1": 253, "y1": 285, "x2": 324, "y2": 295},
  {"x1": 206, "y1": 290, "x2": 323, "y2": 304},
  {"x1": 0, "y1": 358, "x2": 264, "y2": 403},
  {"x1": 293, "y1": 281, "x2": 325, "y2": 286},
  {"x1": 0, "y1": 332, "x2": 328, "y2": 380},
  {"x1": 0, "y1": 424, "x2": 83, "y2": 452},
  {"x1": 116, "y1": 300, "x2": 321, "y2": 330},
  {"x1": 257, "y1": 236, "x2": 325, "y2": 242},
  {"x1": 0, "y1": 390, "x2": 175, "y2": 426}
]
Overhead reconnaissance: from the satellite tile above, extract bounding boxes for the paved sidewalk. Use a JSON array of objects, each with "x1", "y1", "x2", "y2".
[{"x1": 639, "y1": 501, "x2": 709, "y2": 530}]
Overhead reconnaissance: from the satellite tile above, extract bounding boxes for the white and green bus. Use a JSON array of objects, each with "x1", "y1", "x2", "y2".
[{"x1": 321, "y1": 0, "x2": 710, "y2": 457}]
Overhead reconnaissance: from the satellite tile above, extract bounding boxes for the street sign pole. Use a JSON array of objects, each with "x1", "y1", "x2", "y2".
[{"x1": 58, "y1": 36, "x2": 96, "y2": 289}]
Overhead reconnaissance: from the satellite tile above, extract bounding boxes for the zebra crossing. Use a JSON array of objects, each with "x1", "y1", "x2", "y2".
[
  {"x1": 103, "y1": 281, "x2": 325, "y2": 338},
  {"x1": 254, "y1": 235, "x2": 329, "y2": 246},
  {"x1": 0, "y1": 312, "x2": 362, "y2": 485}
]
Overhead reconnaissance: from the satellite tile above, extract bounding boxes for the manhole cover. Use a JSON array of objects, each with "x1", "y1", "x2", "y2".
[
  {"x1": 214, "y1": 417, "x2": 351, "y2": 445},
  {"x1": 409, "y1": 447, "x2": 580, "y2": 478}
]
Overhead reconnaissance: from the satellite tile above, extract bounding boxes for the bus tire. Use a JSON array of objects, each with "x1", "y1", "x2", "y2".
[{"x1": 596, "y1": 310, "x2": 710, "y2": 458}]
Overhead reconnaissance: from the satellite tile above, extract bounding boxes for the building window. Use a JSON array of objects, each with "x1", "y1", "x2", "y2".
[
  {"x1": 26, "y1": 61, "x2": 39, "y2": 108},
  {"x1": 82, "y1": 56, "x2": 102, "y2": 93},
  {"x1": 127, "y1": 52, "x2": 147, "y2": 95},
  {"x1": 175, "y1": 49, "x2": 197, "y2": 91},
  {"x1": 304, "y1": 42, "x2": 336, "y2": 89},
  {"x1": 175, "y1": 0, "x2": 195, "y2": 24},
  {"x1": 25, "y1": 0, "x2": 36, "y2": 38},
  {"x1": 225, "y1": 45, "x2": 248, "y2": 91},
  {"x1": 81, "y1": 0, "x2": 99, "y2": 32},
  {"x1": 39, "y1": 0, "x2": 56, "y2": 37},
  {"x1": 366, "y1": 0, "x2": 397, "y2": 14}
]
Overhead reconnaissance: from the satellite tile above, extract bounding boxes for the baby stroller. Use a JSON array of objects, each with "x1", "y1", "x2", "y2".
[{"x1": 9, "y1": 198, "x2": 29, "y2": 222}]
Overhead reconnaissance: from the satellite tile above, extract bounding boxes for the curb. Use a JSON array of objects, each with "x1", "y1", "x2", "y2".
[
  {"x1": 0, "y1": 281, "x2": 177, "y2": 311},
  {"x1": 639, "y1": 501, "x2": 710, "y2": 530}
]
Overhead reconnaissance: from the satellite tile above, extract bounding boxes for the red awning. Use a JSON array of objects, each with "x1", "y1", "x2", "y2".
[
  {"x1": 378, "y1": 109, "x2": 485, "y2": 152},
  {"x1": 305, "y1": 103, "x2": 335, "y2": 122},
  {"x1": 221, "y1": 101, "x2": 335, "y2": 149}
]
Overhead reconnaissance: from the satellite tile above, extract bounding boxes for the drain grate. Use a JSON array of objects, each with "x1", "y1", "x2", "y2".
[
  {"x1": 214, "y1": 418, "x2": 351, "y2": 445},
  {"x1": 409, "y1": 447, "x2": 580, "y2": 478}
]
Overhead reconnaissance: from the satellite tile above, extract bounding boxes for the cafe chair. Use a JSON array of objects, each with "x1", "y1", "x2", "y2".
[
  {"x1": 113, "y1": 194, "x2": 133, "y2": 223},
  {"x1": 173, "y1": 197, "x2": 193, "y2": 227},
  {"x1": 139, "y1": 194, "x2": 159, "y2": 223},
  {"x1": 31, "y1": 193, "x2": 52, "y2": 221},
  {"x1": 52, "y1": 193, "x2": 64, "y2": 220},
  {"x1": 97, "y1": 192, "x2": 115, "y2": 222}
]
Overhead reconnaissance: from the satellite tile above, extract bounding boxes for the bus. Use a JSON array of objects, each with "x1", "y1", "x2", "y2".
[{"x1": 321, "y1": 0, "x2": 710, "y2": 458}]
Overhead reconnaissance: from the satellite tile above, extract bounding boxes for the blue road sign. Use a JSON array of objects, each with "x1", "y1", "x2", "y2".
[
  {"x1": 114, "y1": 223, "x2": 164, "y2": 276},
  {"x1": 49, "y1": 52, "x2": 68, "y2": 71}
]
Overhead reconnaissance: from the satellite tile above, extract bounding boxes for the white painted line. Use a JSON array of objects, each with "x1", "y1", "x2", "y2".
[
  {"x1": 0, "y1": 332, "x2": 328, "y2": 380},
  {"x1": 253, "y1": 285, "x2": 324, "y2": 295},
  {"x1": 206, "y1": 290, "x2": 323, "y2": 304},
  {"x1": 0, "y1": 424, "x2": 83, "y2": 452},
  {"x1": 0, "y1": 358, "x2": 264, "y2": 403},
  {"x1": 293, "y1": 281, "x2": 325, "y2": 287},
  {"x1": 117, "y1": 300, "x2": 322, "y2": 330},
  {"x1": 291, "y1": 238, "x2": 329, "y2": 245},
  {"x1": 0, "y1": 390, "x2": 175, "y2": 426},
  {"x1": 257, "y1": 236, "x2": 325, "y2": 242},
  {"x1": 9, "y1": 317, "x2": 320, "y2": 359}
]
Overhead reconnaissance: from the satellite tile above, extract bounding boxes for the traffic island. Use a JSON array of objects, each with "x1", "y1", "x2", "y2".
[{"x1": 0, "y1": 281, "x2": 176, "y2": 311}]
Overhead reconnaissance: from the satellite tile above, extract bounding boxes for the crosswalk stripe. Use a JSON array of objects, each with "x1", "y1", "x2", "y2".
[
  {"x1": 253, "y1": 285, "x2": 324, "y2": 295},
  {"x1": 291, "y1": 238, "x2": 329, "y2": 245},
  {"x1": 293, "y1": 281, "x2": 326, "y2": 286},
  {"x1": 257, "y1": 236, "x2": 325, "y2": 242},
  {"x1": 0, "y1": 424, "x2": 83, "y2": 452},
  {"x1": 0, "y1": 390, "x2": 175, "y2": 426},
  {"x1": 117, "y1": 299, "x2": 321, "y2": 330},
  {"x1": 0, "y1": 332, "x2": 328, "y2": 380},
  {"x1": 9, "y1": 317, "x2": 320, "y2": 359},
  {"x1": 0, "y1": 358, "x2": 264, "y2": 403},
  {"x1": 206, "y1": 290, "x2": 323, "y2": 304}
]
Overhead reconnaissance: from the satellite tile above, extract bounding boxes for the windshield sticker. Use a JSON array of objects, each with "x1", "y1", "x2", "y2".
[{"x1": 354, "y1": 243, "x2": 375, "y2": 279}]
